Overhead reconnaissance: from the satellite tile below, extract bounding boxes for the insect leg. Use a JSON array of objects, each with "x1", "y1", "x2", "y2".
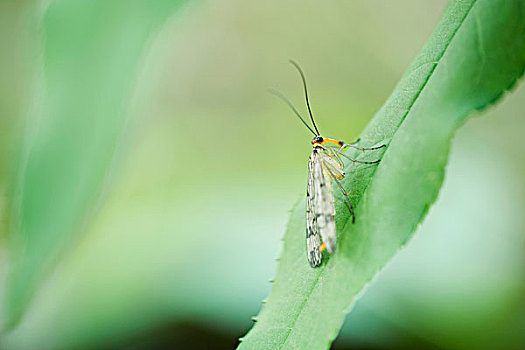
[
  {"x1": 341, "y1": 143, "x2": 386, "y2": 152},
  {"x1": 337, "y1": 151, "x2": 382, "y2": 165},
  {"x1": 326, "y1": 147, "x2": 345, "y2": 169},
  {"x1": 325, "y1": 167, "x2": 355, "y2": 224}
]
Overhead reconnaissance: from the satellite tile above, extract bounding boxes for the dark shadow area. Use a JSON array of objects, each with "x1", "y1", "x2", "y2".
[{"x1": 93, "y1": 320, "x2": 443, "y2": 350}]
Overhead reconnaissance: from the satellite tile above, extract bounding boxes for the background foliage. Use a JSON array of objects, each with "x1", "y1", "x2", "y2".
[{"x1": 0, "y1": 1, "x2": 524, "y2": 349}]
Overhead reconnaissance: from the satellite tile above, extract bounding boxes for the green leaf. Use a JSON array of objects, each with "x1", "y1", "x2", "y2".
[
  {"x1": 2, "y1": 0, "x2": 189, "y2": 328},
  {"x1": 239, "y1": 0, "x2": 525, "y2": 348}
]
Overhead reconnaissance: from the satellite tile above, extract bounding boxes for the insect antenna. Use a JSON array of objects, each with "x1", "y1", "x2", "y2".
[
  {"x1": 268, "y1": 88, "x2": 317, "y2": 136},
  {"x1": 289, "y1": 60, "x2": 321, "y2": 136}
]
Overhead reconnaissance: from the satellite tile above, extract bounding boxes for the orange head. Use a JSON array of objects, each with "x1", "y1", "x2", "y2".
[{"x1": 312, "y1": 136, "x2": 344, "y2": 147}]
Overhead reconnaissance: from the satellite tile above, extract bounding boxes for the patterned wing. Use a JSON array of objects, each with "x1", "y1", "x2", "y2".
[
  {"x1": 306, "y1": 151, "x2": 322, "y2": 267},
  {"x1": 312, "y1": 149, "x2": 337, "y2": 254}
]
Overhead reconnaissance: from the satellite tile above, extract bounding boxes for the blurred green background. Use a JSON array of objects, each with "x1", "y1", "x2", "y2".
[{"x1": 1, "y1": 0, "x2": 524, "y2": 349}]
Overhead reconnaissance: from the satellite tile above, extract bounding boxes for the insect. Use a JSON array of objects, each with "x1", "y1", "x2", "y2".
[{"x1": 270, "y1": 60, "x2": 385, "y2": 267}]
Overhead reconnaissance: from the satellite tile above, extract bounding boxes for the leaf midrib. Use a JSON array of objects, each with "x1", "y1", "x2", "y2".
[{"x1": 279, "y1": 1, "x2": 477, "y2": 348}]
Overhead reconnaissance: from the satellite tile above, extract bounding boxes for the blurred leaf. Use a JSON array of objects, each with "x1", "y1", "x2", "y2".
[
  {"x1": 239, "y1": 0, "x2": 525, "y2": 349},
  {"x1": 0, "y1": 2, "x2": 39, "y2": 189},
  {"x1": 3, "y1": 0, "x2": 189, "y2": 328}
]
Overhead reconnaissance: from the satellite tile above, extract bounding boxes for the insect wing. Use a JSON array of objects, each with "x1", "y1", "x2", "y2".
[
  {"x1": 306, "y1": 151, "x2": 322, "y2": 267},
  {"x1": 313, "y1": 150, "x2": 337, "y2": 254}
]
